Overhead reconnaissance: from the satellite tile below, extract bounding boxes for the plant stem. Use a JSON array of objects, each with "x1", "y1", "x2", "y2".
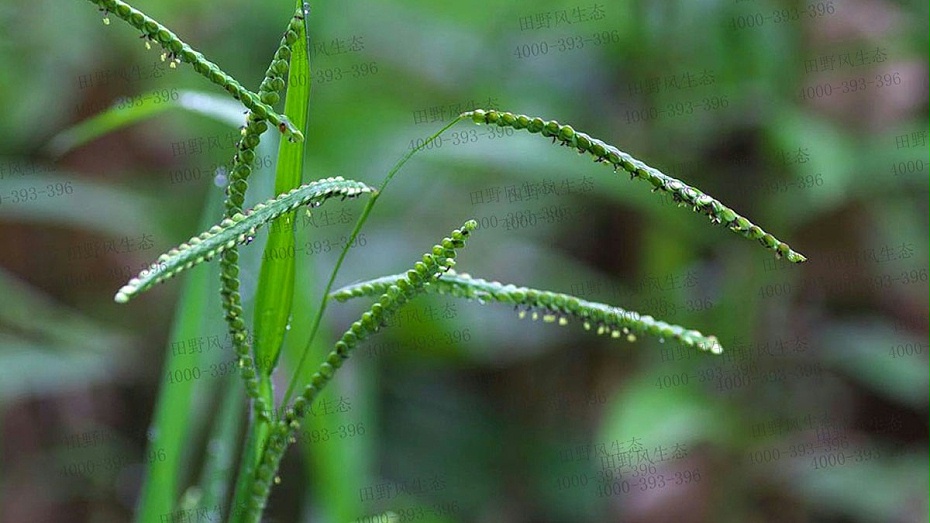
[{"x1": 281, "y1": 116, "x2": 464, "y2": 405}]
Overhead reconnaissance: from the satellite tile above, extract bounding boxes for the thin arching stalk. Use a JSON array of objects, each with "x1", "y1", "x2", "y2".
[{"x1": 281, "y1": 116, "x2": 464, "y2": 405}]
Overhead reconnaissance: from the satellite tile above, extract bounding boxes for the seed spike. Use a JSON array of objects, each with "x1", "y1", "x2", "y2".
[{"x1": 460, "y1": 109, "x2": 806, "y2": 263}]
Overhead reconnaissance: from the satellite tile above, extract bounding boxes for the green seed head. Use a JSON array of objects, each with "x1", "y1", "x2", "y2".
[
  {"x1": 284, "y1": 29, "x2": 299, "y2": 45},
  {"x1": 528, "y1": 118, "x2": 545, "y2": 133},
  {"x1": 575, "y1": 134, "x2": 591, "y2": 152},
  {"x1": 543, "y1": 120, "x2": 560, "y2": 137}
]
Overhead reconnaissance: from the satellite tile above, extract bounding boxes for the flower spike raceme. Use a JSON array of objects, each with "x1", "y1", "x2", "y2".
[
  {"x1": 243, "y1": 220, "x2": 479, "y2": 521},
  {"x1": 462, "y1": 109, "x2": 807, "y2": 263},
  {"x1": 332, "y1": 270, "x2": 723, "y2": 353},
  {"x1": 86, "y1": 0, "x2": 303, "y2": 141},
  {"x1": 114, "y1": 178, "x2": 374, "y2": 304}
]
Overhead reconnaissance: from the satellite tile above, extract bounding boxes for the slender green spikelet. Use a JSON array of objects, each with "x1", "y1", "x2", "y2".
[
  {"x1": 86, "y1": 0, "x2": 303, "y2": 141},
  {"x1": 114, "y1": 178, "x2": 374, "y2": 304},
  {"x1": 220, "y1": 7, "x2": 306, "y2": 417},
  {"x1": 462, "y1": 109, "x2": 806, "y2": 264},
  {"x1": 332, "y1": 270, "x2": 723, "y2": 353},
  {"x1": 244, "y1": 220, "x2": 478, "y2": 520}
]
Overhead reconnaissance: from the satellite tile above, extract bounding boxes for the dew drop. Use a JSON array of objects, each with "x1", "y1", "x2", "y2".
[
  {"x1": 213, "y1": 166, "x2": 228, "y2": 188},
  {"x1": 245, "y1": 236, "x2": 255, "y2": 245}
]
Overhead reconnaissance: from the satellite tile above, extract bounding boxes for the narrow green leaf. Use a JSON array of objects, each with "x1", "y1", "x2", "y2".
[
  {"x1": 46, "y1": 90, "x2": 246, "y2": 157},
  {"x1": 219, "y1": 6, "x2": 307, "y2": 422},
  {"x1": 332, "y1": 270, "x2": 723, "y2": 353},
  {"x1": 114, "y1": 178, "x2": 374, "y2": 303},
  {"x1": 193, "y1": 375, "x2": 246, "y2": 521},
  {"x1": 463, "y1": 109, "x2": 807, "y2": 264},
  {"x1": 135, "y1": 187, "x2": 223, "y2": 521},
  {"x1": 227, "y1": 7, "x2": 311, "y2": 522},
  {"x1": 252, "y1": 3, "x2": 313, "y2": 377}
]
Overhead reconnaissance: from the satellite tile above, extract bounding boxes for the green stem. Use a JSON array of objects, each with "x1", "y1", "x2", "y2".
[{"x1": 281, "y1": 116, "x2": 464, "y2": 405}]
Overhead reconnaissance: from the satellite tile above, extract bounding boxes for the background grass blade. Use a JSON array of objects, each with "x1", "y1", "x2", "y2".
[
  {"x1": 46, "y1": 90, "x2": 247, "y2": 157},
  {"x1": 135, "y1": 186, "x2": 224, "y2": 521},
  {"x1": 194, "y1": 374, "x2": 246, "y2": 521}
]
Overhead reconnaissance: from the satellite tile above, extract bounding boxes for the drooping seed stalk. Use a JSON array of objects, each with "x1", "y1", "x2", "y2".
[
  {"x1": 87, "y1": 0, "x2": 303, "y2": 141},
  {"x1": 245, "y1": 221, "x2": 478, "y2": 521},
  {"x1": 333, "y1": 270, "x2": 723, "y2": 353},
  {"x1": 114, "y1": 178, "x2": 374, "y2": 303},
  {"x1": 463, "y1": 109, "x2": 807, "y2": 263}
]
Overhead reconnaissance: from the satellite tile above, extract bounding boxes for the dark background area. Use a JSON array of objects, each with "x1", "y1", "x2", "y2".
[{"x1": 0, "y1": 0, "x2": 927, "y2": 521}]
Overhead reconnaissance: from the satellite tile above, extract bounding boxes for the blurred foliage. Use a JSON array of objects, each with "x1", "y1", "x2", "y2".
[{"x1": 0, "y1": 0, "x2": 927, "y2": 521}]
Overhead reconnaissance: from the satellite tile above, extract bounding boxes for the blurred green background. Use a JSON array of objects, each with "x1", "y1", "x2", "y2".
[{"x1": 0, "y1": 0, "x2": 927, "y2": 521}]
